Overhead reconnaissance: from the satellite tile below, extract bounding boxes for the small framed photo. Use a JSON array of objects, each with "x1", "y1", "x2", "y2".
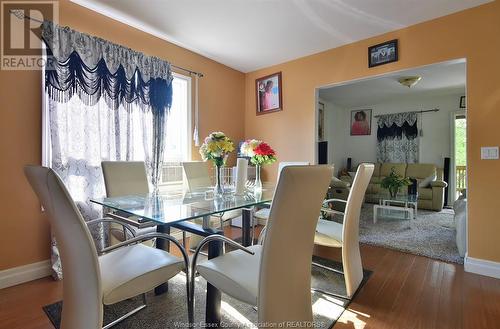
[
  {"x1": 350, "y1": 109, "x2": 372, "y2": 136},
  {"x1": 368, "y1": 39, "x2": 398, "y2": 68},
  {"x1": 460, "y1": 96, "x2": 466, "y2": 108},
  {"x1": 256, "y1": 72, "x2": 283, "y2": 115}
]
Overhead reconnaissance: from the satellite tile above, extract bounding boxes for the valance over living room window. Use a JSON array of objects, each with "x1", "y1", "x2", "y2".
[
  {"x1": 376, "y1": 112, "x2": 418, "y2": 141},
  {"x1": 376, "y1": 112, "x2": 419, "y2": 163}
]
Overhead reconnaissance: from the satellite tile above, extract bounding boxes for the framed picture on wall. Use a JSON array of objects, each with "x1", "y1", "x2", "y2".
[
  {"x1": 256, "y1": 72, "x2": 283, "y2": 115},
  {"x1": 368, "y1": 39, "x2": 398, "y2": 67},
  {"x1": 318, "y1": 102, "x2": 325, "y2": 140},
  {"x1": 350, "y1": 109, "x2": 372, "y2": 136}
]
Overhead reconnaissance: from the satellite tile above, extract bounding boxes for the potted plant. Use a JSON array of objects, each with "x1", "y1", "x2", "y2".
[{"x1": 381, "y1": 167, "x2": 412, "y2": 198}]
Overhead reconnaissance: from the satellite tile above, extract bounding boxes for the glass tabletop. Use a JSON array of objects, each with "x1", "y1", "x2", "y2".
[{"x1": 90, "y1": 185, "x2": 275, "y2": 225}]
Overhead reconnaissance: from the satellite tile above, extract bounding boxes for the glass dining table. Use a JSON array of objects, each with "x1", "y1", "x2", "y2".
[{"x1": 91, "y1": 185, "x2": 275, "y2": 326}]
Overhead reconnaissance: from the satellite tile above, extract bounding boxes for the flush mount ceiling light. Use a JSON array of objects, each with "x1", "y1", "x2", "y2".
[{"x1": 398, "y1": 76, "x2": 422, "y2": 88}]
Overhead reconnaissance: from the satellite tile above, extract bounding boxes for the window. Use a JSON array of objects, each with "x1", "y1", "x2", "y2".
[{"x1": 160, "y1": 73, "x2": 192, "y2": 187}]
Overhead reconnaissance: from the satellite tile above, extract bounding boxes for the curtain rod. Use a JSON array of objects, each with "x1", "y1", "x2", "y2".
[
  {"x1": 10, "y1": 9, "x2": 204, "y2": 78},
  {"x1": 374, "y1": 108, "x2": 439, "y2": 118}
]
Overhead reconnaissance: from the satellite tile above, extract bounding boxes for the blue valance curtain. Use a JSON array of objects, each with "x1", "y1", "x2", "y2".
[
  {"x1": 42, "y1": 21, "x2": 173, "y2": 189},
  {"x1": 376, "y1": 112, "x2": 419, "y2": 163}
]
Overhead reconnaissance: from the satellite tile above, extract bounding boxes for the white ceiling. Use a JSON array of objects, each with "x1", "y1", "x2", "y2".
[
  {"x1": 71, "y1": 0, "x2": 490, "y2": 73},
  {"x1": 319, "y1": 60, "x2": 466, "y2": 108}
]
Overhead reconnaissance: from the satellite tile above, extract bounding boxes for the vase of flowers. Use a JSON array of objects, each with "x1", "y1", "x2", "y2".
[
  {"x1": 240, "y1": 139, "x2": 277, "y2": 192},
  {"x1": 199, "y1": 132, "x2": 235, "y2": 196},
  {"x1": 380, "y1": 167, "x2": 412, "y2": 198}
]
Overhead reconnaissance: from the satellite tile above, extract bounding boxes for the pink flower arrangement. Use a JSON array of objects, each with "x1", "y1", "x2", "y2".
[{"x1": 240, "y1": 139, "x2": 277, "y2": 166}]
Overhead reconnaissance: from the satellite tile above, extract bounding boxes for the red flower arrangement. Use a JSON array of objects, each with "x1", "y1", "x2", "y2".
[
  {"x1": 254, "y1": 142, "x2": 276, "y2": 157},
  {"x1": 240, "y1": 139, "x2": 277, "y2": 166}
]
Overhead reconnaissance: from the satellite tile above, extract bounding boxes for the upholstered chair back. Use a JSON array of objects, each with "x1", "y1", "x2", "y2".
[
  {"x1": 102, "y1": 161, "x2": 149, "y2": 197},
  {"x1": 24, "y1": 166, "x2": 102, "y2": 329},
  {"x1": 276, "y1": 161, "x2": 310, "y2": 181},
  {"x1": 182, "y1": 161, "x2": 212, "y2": 191},
  {"x1": 258, "y1": 165, "x2": 333, "y2": 325},
  {"x1": 342, "y1": 163, "x2": 374, "y2": 297}
]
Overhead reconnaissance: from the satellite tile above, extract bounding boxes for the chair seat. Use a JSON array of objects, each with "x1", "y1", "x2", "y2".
[
  {"x1": 197, "y1": 245, "x2": 262, "y2": 305},
  {"x1": 314, "y1": 219, "x2": 343, "y2": 248},
  {"x1": 220, "y1": 209, "x2": 242, "y2": 221},
  {"x1": 254, "y1": 208, "x2": 270, "y2": 220},
  {"x1": 99, "y1": 244, "x2": 184, "y2": 305}
]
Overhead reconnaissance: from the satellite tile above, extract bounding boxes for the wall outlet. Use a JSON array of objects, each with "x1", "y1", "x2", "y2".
[{"x1": 481, "y1": 146, "x2": 499, "y2": 160}]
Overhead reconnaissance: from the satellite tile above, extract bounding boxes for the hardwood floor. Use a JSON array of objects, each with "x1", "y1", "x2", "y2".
[
  {"x1": 1, "y1": 227, "x2": 499, "y2": 329},
  {"x1": 314, "y1": 243, "x2": 500, "y2": 329}
]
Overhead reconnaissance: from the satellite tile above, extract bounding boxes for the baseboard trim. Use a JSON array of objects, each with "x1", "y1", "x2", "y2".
[
  {"x1": 0, "y1": 260, "x2": 52, "y2": 289},
  {"x1": 464, "y1": 254, "x2": 500, "y2": 279}
]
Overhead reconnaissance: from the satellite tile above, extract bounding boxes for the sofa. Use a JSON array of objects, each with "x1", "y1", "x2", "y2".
[{"x1": 338, "y1": 162, "x2": 448, "y2": 211}]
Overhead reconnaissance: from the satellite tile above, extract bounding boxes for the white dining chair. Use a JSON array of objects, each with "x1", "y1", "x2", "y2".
[
  {"x1": 181, "y1": 161, "x2": 241, "y2": 248},
  {"x1": 253, "y1": 161, "x2": 310, "y2": 222},
  {"x1": 190, "y1": 165, "x2": 333, "y2": 327},
  {"x1": 101, "y1": 161, "x2": 157, "y2": 246},
  {"x1": 24, "y1": 166, "x2": 191, "y2": 329},
  {"x1": 314, "y1": 163, "x2": 374, "y2": 299}
]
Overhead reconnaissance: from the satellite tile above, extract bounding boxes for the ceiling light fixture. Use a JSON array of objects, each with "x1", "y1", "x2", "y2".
[{"x1": 398, "y1": 76, "x2": 422, "y2": 88}]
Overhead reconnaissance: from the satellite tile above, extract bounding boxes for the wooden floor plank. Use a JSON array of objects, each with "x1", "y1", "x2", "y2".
[
  {"x1": 462, "y1": 271, "x2": 490, "y2": 329},
  {"x1": 410, "y1": 259, "x2": 445, "y2": 329},
  {"x1": 364, "y1": 251, "x2": 416, "y2": 329},
  {"x1": 382, "y1": 255, "x2": 430, "y2": 329},
  {"x1": 436, "y1": 262, "x2": 464, "y2": 329}
]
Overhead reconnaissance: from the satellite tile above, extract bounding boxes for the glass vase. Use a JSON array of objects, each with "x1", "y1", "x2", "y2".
[
  {"x1": 254, "y1": 164, "x2": 262, "y2": 192},
  {"x1": 214, "y1": 164, "x2": 224, "y2": 197}
]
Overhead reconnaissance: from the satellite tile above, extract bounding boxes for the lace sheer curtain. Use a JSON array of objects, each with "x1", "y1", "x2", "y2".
[
  {"x1": 42, "y1": 22, "x2": 172, "y2": 279},
  {"x1": 376, "y1": 112, "x2": 419, "y2": 163}
]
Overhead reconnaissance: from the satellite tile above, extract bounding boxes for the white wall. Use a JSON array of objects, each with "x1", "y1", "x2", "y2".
[{"x1": 324, "y1": 92, "x2": 464, "y2": 170}]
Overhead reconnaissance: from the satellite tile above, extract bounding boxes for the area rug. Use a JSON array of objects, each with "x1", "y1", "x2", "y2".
[
  {"x1": 43, "y1": 258, "x2": 371, "y2": 329},
  {"x1": 353, "y1": 204, "x2": 463, "y2": 264}
]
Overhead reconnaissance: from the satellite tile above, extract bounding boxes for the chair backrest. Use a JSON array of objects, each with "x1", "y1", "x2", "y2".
[
  {"x1": 258, "y1": 165, "x2": 333, "y2": 325},
  {"x1": 182, "y1": 161, "x2": 212, "y2": 191},
  {"x1": 101, "y1": 161, "x2": 149, "y2": 197},
  {"x1": 24, "y1": 166, "x2": 102, "y2": 329},
  {"x1": 342, "y1": 163, "x2": 374, "y2": 297},
  {"x1": 276, "y1": 161, "x2": 310, "y2": 182}
]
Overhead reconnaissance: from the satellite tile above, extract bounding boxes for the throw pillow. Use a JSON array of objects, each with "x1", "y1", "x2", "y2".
[{"x1": 419, "y1": 174, "x2": 436, "y2": 188}]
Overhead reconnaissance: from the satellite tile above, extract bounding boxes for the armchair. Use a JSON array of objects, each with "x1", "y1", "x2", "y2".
[
  {"x1": 430, "y1": 180, "x2": 448, "y2": 211},
  {"x1": 24, "y1": 166, "x2": 191, "y2": 329}
]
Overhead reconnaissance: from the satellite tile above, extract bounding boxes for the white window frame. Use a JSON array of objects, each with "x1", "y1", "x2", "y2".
[{"x1": 159, "y1": 72, "x2": 192, "y2": 189}]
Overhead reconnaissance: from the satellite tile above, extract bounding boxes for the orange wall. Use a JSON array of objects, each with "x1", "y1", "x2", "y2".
[
  {"x1": 245, "y1": 2, "x2": 500, "y2": 262},
  {"x1": 0, "y1": 0, "x2": 245, "y2": 270}
]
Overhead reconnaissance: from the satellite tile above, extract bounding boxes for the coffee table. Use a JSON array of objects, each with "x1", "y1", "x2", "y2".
[{"x1": 373, "y1": 193, "x2": 418, "y2": 223}]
